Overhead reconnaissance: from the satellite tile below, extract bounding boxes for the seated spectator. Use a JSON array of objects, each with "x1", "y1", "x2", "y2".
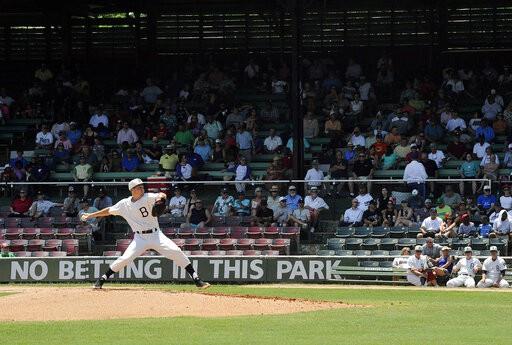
[
  {"x1": 424, "y1": 117, "x2": 444, "y2": 143},
  {"x1": 477, "y1": 185, "x2": 496, "y2": 211},
  {"x1": 472, "y1": 136, "x2": 490, "y2": 159},
  {"x1": 382, "y1": 199, "x2": 398, "y2": 226},
  {"x1": 27, "y1": 156, "x2": 50, "y2": 183},
  {"x1": 231, "y1": 191, "x2": 251, "y2": 216},
  {"x1": 285, "y1": 185, "x2": 302, "y2": 212},
  {"x1": 407, "y1": 245, "x2": 428, "y2": 286},
  {"x1": 476, "y1": 119, "x2": 495, "y2": 142},
  {"x1": 250, "y1": 187, "x2": 264, "y2": 216},
  {"x1": 304, "y1": 160, "x2": 324, "y2": 190},
  {"x1": 324, "y1": 113, "x2": 343, "y2": 137},
  {"x1": 503, "y1": 143, "x2": 512, "y2": 168},
  {"x1": 392, "y1": 247, "x2": 411, "y2": 268},
  {"x1": 499, "y1": 186, "x2": 512, "y2": 211},
  {"x1": 418, "y1": 209, "x2": 442, "y2": 238},
  {"x1": 458, "y1": 213, "x2": 478, "y2": 237},
  {"x1": 289, "y1": 199, "x2": 311, "y2": 228},
  {"x1": 53, "y1": 143, "x2": 71, "y2": 168},
  {"x1": 174, "y1": 124, "x2": 194, "y2": 147},
  {"x1": 428, "y1": 143, "x2": 446, "y2": 168},
  {"x1": 362, "y1": 201, "x2": 382, "y2": 227},
  {"x1": 267, "y1": 185, "x2": 281, "y2": 213},
  {"x1": 370, "y1": 134, "x2": 388, "y2": 158},
  {"x1": 159, "y1": 145, "x2": 179, "y2": 172},
  {"x1": 481, "y1": 95, "x2": 502, "y2": 121},
  {"x1": 254, "y1": 199, "x2": 274, "y2": 227},
  {"x1": 304, "y1": 186, "x2": 329, "y2": 229},
  {"x1": 117, "y1": 122, "x2": 138, "y2": 145},
  {"x1": 263, "y1": 128, "x2": 283, "y2": 154},
  {"x1": 193, "y1": 137, "x2": 212, "y2": 163},
  {"x1": 273, "y1": 197, "x2": 291, "y2": 227},
  {"x1": 89, "y1": 106, "x2": 109, "y2": 128},
  {"x1": 381, "y1": 145, "x2": 397, "y2": 170},
  {"x1": 328, "y1": 150, "x2": 349, "y2": 195},
  {"x1": 183, "y1": 199, "x2": 211, "y2": 228},
  {"x1": 435, "y1": 200, "x2": 452, "y2": 220},
  {"x1": 286, "y1": 136, "x2": 310, "y2": 153},
  {"x1": 212, "y1": 188, "x2": 234, "y2": 217},
  {"x1": 430, "y1": 246, "x2": 454, "y2": 286},
  {"x1": 203, "y1": 114, "x2": 223, "y2": 141},
  {"x1": 422, "y1": 237, "x2": 442, "y2": 259},
  {"x1": 459, "y1": 153, "x2": 480, "y2": 195},
  {"x1": 480, "y1": 153, "x2": 499, "y2": 184},
  {"x1": 493, "y1": 113, "x2": 508, "y2": 135},
  {"x1": 265, "y1": 156, "x2": 286, "y2": 184},
  {"x1": 71, "y1": 156, "x2": 93, "y2": 197},
  {"x1": 62, "y1": 186, "x2": 80, "y2": 217},
  {"x1": 9, "y1": 150, "x2": 29, "y2": 169},
  {"x1": 167, "y1": 187, "x2": 187, "y2": 218},
  {"x1": 9, "y1": 189, "x2": 32, "y2": 217},
  {"x1": 78, "y1": 198, "x2": 100, "y2": 239},
  {"x1": 141, "y1": 78, "x2": 163, "y2": 104},
  {"x1": 349, "y1": 153, "x2": 374, "y2": 196},
  {"x1": 340, "y1": 199, "x2": 364, "y2": 227},
  {"x1": 446, "y1": 135, "x2": 467, "y2": 160},
  {"x1": 438, "y1": 214, "x2": 457, "y2": 238},
  {"x1": 109, "y1": 150, "x2": 122, "y2": 172},
  {"x1": 260, "y1": 100, "x2": 280, "y2": 123},
  {"x1": 490, "y1": 210, "x2": 512, "y2": 240},
  {"x1": 54, "y1": 131, "x2": 72, "y2": 150},
  {"x1": 488, "y1": 202, "x2": 503, "y2": 223},
  {"x1": 92, "y1": 188, "x2": 113, "y2": 211},
  {"x1": 350, "y1": 127, "x2": 366, "y2": 147},
  {"x1": 439, "y1": 186, "x2": 461, "y2": 209},
  {"x1": 446, "y1": 111, "x2": 466, "y2": 133},
  {"x1": 395, "y1": 200, "x2": 414, "y2": 227},
  {"x1": 28, "y1": 191, "x2": 63, "y2": 219},
  {"x1": 384, "y1": 126, "x2": 401, "y2": 145},
  {"x1": 235, "y1": 124, "x2": 254, "y2": 162},
  {"x1": 175, "y1": 155, "x2": 193, "y2": 181},
  {"x1": 226, "y1": 106, "x2": 245, "y2": 128},
  {"x1": 479, "y1": 215, "x2": 492, "y2": 238},
  {"x1": 35, "y1": 124, "x2": 53, "y2": 149},
  {"x1": 303, "y1": 112, "x2": 319, "y2": 139}
]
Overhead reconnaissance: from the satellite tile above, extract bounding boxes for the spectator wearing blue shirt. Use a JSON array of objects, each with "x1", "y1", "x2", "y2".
[
  {"x1": 231, "y1": 191, "x2": 251, "y2": 216},
  {"x1": 478, "y1": 215, "x2": 492, "y2": 238},
  {"x1": 424, "y1": 118, "x2": 444, "y2": 143},
  {"x1": 67, "y1": 122, "x2": 82, "y2": 145},
  {"x1": 477, "y1": 185, "x2": 497, "y2": 211},
  {"x1": 285, "y1": 185, "x2": 302, "y2": 212},
  {"x1": 286, "y1": 136, "x2": 310, "y2": 153},
  {"x1": 235, "y1": 124, "x2": 254, "y2": 162},
  {"x1": 475, "y1": 119, "x2": 495, "y2": 143},
  {"x1": 10, "y1": 150, "x2": 29, "y2": 168},
  {"x1": 193, "y1": 138, "x2": 212, "y2": 162},
  {"x1": 344, "y1": 142, "x2": 356, "y2": 162},
  {"x1": 121, "y1": 150, "x2": 140, "y2": 172}
]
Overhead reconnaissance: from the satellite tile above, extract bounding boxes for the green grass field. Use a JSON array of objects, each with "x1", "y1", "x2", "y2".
[{"x1": 0, "y1": 284, "x2": 510, "y2": 345}]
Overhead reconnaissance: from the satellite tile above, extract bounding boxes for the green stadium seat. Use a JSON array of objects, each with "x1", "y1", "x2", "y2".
[
  {"x1": 389, "y1": 227, "x2": 406, "y2": 238},
  {"x1": 336, "y1": 227, "x2": 355, "y2": 238},
  {"x1": 353, "y1": 227, "x2": 372, "y2": 238},
  {"x1": 355, "y1": 250, "x2": 372, "y2": 257},
  {"x1": 327, "y1": 238, "x2": 345, "y2": 250},
  {"x1": 360, "y1": 260, "x2": 379, "y2": 267},
  {"x1": 345, "y1": 238, "x2": 363, "y2": 250},
  {"x1": 389, "y1": 250, "x2": 403, "y2": 256},
  {"x1": 396, "y1": 238, "x2": 416, "y2": 249},
  {"x1": 318, "y1": 249, "x2": 336, "y2": 256},
  {"x1": 406, "y1": 224, "x2": 421, "y2": 237},
  {"x1": 371, "y1": 250, "x2": 390, "y2": 256},
  {"x1": 470, "y1": 238, "x2": 489, "y2": 251},
  {"x1": 361, "y1": 238, "x2": 380, "y2": 250},
  {"x1": 451, "y1": 238, "x2": 470, "y2": 250},
  {"x1": 371, "y1": 226, "x2": 390, "y2": 238},
  {"x1": 335, "y1": 250, "x2": 353, "y2": 256},
  {"x1": 379, "y1": 261, "x2": 394, "y2": 268},
  {"x1": 380, "y1": 238, "x2": 398, "y2": 250}
]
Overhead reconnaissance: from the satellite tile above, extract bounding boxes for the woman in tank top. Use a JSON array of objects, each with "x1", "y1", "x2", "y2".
[{"x1": 382, "y1": 200, "x2": 397, "y2": 227}]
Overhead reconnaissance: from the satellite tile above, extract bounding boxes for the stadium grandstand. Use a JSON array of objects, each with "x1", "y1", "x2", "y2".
[{"x1": 1, "y1": 0, "x2": 512, "y2": 285}]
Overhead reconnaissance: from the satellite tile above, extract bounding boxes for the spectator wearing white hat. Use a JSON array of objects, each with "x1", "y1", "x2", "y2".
[
  {"x1": 406, "y1": 245, "x2": 428, "y2": 286},
  {"x1": 273, "y1": 197, "x2": 291, "y2": 226},
  {"x1": 304, "y1": 186, "x2": 329, "y2": 230},
  {"x1": 477, "y1": 246, "x2": 509, "y2": 288}
]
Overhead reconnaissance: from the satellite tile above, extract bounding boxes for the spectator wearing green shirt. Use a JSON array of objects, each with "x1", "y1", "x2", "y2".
[
  {"x1": 0, "y1": 243, "x2": 14, "y2": 257},
  {"x1": 174, "y1": 124, "x2": 194, "y2": 147},
  {"x1": 435, "y1": 200, "x2": 452, "y2": 219},
  {"x1": 459, "y1": 153, "x2": 480, "y2": 195}
]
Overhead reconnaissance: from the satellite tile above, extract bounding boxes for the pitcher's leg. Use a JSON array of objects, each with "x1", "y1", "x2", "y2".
[{"x1": 110, "y1": 236, "x2": 148, "y2": 272}]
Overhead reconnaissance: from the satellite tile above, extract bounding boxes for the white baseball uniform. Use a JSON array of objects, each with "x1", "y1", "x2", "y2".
[
  {"x1": 406, "y1": 255, "x2": 428, "y2": 286},
  {"x1": 108, "y1": 192, "x2": 190, "y2": 273},
  {"x1": 446, "y1": 257, "x2": 481, "y2": 288},
  {"x1": 477, "y1": 257, "x2": 510, "y2": 288}
]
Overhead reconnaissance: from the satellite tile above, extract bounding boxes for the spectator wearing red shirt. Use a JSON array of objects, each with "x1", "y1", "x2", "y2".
[
  {"x1": 371, "y1": 134, "x2": 388, "y2": 158},
  {"x1": 447, "y1": 135, "x2": 468, "y2": 159},
  {"x1": 156, "y1": 122, "x2": 168, "y2": 140},
  {"x1": 405, "y1": 144, "x2": 420, "y2": 162},
  {"x1": 9, "y1": 189, "x2": 33, "y2": 217}
]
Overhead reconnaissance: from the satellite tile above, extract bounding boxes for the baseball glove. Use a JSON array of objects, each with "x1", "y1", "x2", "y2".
[{"x1": 151, "y1": 198, "x2": 167, "y2": 217}]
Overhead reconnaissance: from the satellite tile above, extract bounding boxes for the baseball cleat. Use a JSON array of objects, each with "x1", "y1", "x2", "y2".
[
  {"x1": 93, "y1": 278, "x2": 105, "y2": 289},
  {"x1": 194, "y1": 278, "x2": 211, "y2": 289}
]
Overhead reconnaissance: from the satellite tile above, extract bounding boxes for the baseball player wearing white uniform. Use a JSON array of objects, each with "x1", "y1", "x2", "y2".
[
  {"x1": 81, "y1": 178, "x2": 210, "y2": 289},
  {"x1": 477, "y1": 246, "x2": 509, "y2": 288},
  {"x1": 446, "y1": 246, "x2": 481, "y2": 288},
  {"x1": 406, "y1": 245, "x2": 429, "y2": 286}
]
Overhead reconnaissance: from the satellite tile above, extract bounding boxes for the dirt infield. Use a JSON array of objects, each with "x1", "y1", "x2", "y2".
[{"x1": 0, "y1": 286, "x2": 357, "y2": 321}]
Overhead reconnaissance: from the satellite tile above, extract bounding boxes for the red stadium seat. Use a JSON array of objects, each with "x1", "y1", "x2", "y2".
[
  {"x1": 253, "y1": 238, "x2": 272, "y2": 251},
  {"x1": 5, "y1": 218, "x2": 21, "y2": 228},
  {"x1": 8, "y1": 239, "x2": 28, "y2": 252},
  {"x1": 162, "y1": 228, "x2": 177, "y2": 238},
  {"x1": 201, "y1": 238, "x2": 220, "y2": 251},
  {"x1": 116, "y1": 239, "x2": 132, "y2": 252},
  {"x1": 49, "y1": 251, "x2": 67, "y2": 257},
  {"x1": 230, "y1": 226, "x2": 248, "y2": 239},
  {"x1": 55, "y1": 228, "x2": 74, "y2": 239},
  {"x1": 247, "y1": 227, "x2": 264, "y2": 239},
  {"x1": 36, "y1": 217, "x2": 53, "y2": 228},
  {"x1": 225, "y1": 216, "x2": 242, "y2": 226},
  {"x1": 67, "y1": 217, "x2": 80, "y2": 226},
  {"x1": 43, "y1": 239, "x2": 62, "y2": 252},
  {"x1": 184, "y1": 238, "x2": 202, "y2": 251},
  {"x1": 262, "y1": 250, "x2": 280, "y2": 256},
  {"x1": 194, "y1": 227, "x2": 211, "y2": 239},
  {"x1": 243, "y1": 250, "x2": 261, "y2": 256},
  {"x1": 73, "y1": 226, "x2": 92, "y2": 238},
  {"x1": 62, "y1": 239, "x2": 79, "y2": 256},
  {"x1": 31, "y1": 251, "x2": 50, "y2": 257},
  {"x1": 52, "y1": 216, "x2": 68, "y2": 228},
  {"x1": 190, "y1": 250, "x2": 208, "y2": 256},
  {"x1": 27, "y1": 239, "x2": 45, "y2": 252},
  {"x1": 38, "y1": 228, "x2": 55, "y2": 240},
  {"x1": 225, "y1": 250, "x2": 243, "y2": 256},
  {"x1": 4, "y1": 228, "x2": 22, "y2": 240},
  {"x1": 208, "y1": 250, "x2": 226, "y2": 256},
  {"x1": 271, "y1": 238, "x2": 291, "y2": 255},
  {"x1": 103, "y1": 251, "x2": 122, "y2": 256},
  {"x1": 236, "y1": 238, "x2": 255, "y2": 250},
  {"x1": 13, "y1": 251, "x2": 31, "y2": 257},
  {"x1": 219, "y1": 238, "x2": 236, "y2": 251},
  {"x1": 20, "y1": 218, "x2": 36, "y2": 228},
  {"x1": 177, "y1": 227, "x2": 195, "y2": 239},
  {"x1": 211, "y1": 227, "x2": 230, "y2": 238},
  {"x1": 21, "y1": 228, "x2": 39, "y2": 240},
  {"x1": 172, "y1": 238, "x2": 185, "y2": 249},
  {"x1": 263, "y1": 226, "x2": 280, "y2": 239}
]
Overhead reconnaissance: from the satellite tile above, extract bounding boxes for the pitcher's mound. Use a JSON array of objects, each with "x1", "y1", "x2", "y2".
[{"x1": 0, "y1": 286, "x2": 357, "y2": 321}]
